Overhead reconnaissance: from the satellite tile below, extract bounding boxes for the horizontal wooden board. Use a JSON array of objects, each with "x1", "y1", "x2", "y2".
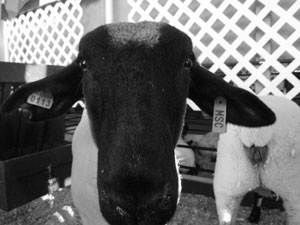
[{"x1": 0, "y1": 144, "x2": 72, "y2": 211}]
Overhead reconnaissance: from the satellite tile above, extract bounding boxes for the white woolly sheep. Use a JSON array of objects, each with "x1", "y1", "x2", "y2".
[
  {"x1": 175, "y1": 136, "x2": 196, "y2": 173},
  {"x1": 195, "y1": 131, "x2": 218, "y2": 167},
  {"x1": 214, "y1": 95, "x2": 300, "y2": 225},
  {"x1": 0, "y1": 21, "x2": 276, "y2": 225}
]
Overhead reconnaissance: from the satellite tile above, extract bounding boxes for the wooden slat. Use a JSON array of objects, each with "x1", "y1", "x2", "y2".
[
  {"x1": 0, "y1": 144, "x2": 72, "y2": 211},
  {"x1": 3, "y1": 145, "x2": 71, "y2": 178}
]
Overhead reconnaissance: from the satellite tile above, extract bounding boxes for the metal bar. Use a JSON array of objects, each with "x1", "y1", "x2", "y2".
[
  {"x1": 177, "y1": 144, "x2": 216, "y2": 152},
  {"x1": 105, "y1": 0, "x2": 113, "y2": 23}
]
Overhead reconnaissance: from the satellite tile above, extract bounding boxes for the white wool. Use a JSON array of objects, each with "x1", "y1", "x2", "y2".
[
  {"x1": 214, "y1": 95, "x2": 300, "y2": 224},
  {"x1": 238, "y1": 124, "x2": 274, "y2": 148},
  {"x1": 174, "y1": 151, "x2": 182, "y2": 204},
  {"x1": 175, "y1": 136, "x2": 195, "y2": 168},
  {"x1": 72, "y1": 109, "x2": 109, "y2": 225},
  {"x1": 197, "y1": 132, "x2": 219, "y2": 148},
  {"x1": 195, "y1": 132, "x2": 218, "y2": 169}
]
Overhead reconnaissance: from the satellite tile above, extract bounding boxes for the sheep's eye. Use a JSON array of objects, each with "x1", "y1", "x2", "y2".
[
  {"x1": 183, "y1": 58, "x2": 193, "y2": 69},
  {"x1": 79, "y1": 60, "x2": 88, "y2": 71}
]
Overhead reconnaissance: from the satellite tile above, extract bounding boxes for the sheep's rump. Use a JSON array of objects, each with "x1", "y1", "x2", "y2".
[{"x1": 215, "y1": 95, "x2": 300, "y2": 198}]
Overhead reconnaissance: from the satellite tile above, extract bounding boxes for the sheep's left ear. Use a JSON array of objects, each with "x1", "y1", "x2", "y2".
[
  {"x1": 188, "y1": 63, "x2": 276, "y2": 127},
  {"x1": 0, "y1": 62, "x2": 83, "y2": 121}
]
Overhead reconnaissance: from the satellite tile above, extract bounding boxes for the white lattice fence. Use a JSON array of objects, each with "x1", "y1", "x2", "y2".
[
  {"x1": 3, "y1": 0, "x2": 83, "y2": 66},
  {"x1": 128, "y1": 0, "x2": 300, "y2": 99}
]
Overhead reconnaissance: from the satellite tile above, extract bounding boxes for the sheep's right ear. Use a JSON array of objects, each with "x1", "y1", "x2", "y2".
[
  {"x1": 188, "y1": 63, "x2": 276, "y2": 127},
  {"x1": 0, "y1": 62, "x2": 83, "y2": 121}
]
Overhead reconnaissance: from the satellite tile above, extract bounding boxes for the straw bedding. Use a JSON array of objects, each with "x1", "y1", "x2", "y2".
[{"x1": 0, "y1": 187, "x2": 286, "y2": 225}]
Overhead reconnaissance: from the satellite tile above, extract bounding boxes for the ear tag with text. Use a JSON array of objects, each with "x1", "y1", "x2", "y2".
[
  {"x1": 27, "y1": 91, "x2": 53, "y2": 109},
  {"x1": 212, "y1": 96, "x2": 227, "y2": 133}
]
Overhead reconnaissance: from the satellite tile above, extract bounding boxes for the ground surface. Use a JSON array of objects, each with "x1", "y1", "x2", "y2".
[{"x1": 0, "y1": 187, "x2": 286, "y2": 225}]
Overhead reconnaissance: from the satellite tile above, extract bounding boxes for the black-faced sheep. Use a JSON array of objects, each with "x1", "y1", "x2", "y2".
[
  {"x1": 214, "y1": 95, "x2": 300, "y2": 225},
  {"x1": 0, "y1": 21, "x2": 275, "y2": 225}
]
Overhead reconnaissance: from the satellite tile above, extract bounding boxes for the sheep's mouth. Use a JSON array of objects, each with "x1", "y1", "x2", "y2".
[
  {"x1": 99, "y1": 189, "x2": 136, "y2": 224},
  {"x1": 99, "y1": 184, "x2": 177, "y2": 225}
]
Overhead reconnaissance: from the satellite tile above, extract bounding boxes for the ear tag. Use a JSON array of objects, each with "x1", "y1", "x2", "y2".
[
  {"x1": 212, "y1": 96, "x2": 227, "y2": 133},
  {"x1": 27, "y1": 91, "x2": 53, "y2": 109}
]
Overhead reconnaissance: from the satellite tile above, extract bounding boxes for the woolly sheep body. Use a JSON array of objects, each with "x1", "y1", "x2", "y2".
[
  {"x1": 175, "y1": 136, "x2": 195, "y2": 169},
  {"x1": 214, "y1": 95, "x2": 300, "y2": 225},
  {"x1": 72, "y1": 109, "x2": 108, "y2": 225}
]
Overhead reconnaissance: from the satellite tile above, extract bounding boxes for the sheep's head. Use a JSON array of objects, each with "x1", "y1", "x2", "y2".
[
  {"x1": 79, "y1": 22, "x2": 192, "y2": 224},
  {"x1": 0, "y1": 21, "x2": 276, "y2": 225}
]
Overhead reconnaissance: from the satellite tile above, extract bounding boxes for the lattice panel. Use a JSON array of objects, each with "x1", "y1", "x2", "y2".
[
  {"x1": 128, "y1": 0, "x2": 300, "y2": 99},
  {"x1": 3, "y1": 0, "x2": 83, "y2": 66}
]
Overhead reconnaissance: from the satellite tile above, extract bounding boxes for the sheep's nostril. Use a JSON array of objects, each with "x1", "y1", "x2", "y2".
[
  {"x1": 159, "y1": 195, "x2": 172, "y2": 210},
  {"x1": 100, "y1": 183, "x2": 177, "y2": 225},
  {"x1": 100, "y1": 197, "x2": 137, "y2": 225},
  {"x1": 159, "y1": 183, "x2": 173, "y2": 210},
  {"x1": 116, "y1": 205, "x2": 130, "y2": 217}
]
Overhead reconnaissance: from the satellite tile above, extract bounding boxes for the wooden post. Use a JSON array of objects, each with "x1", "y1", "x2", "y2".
[
  {"x1": 0, "y1": 2, "x2": 7, "y2": 62},
  {"x1": 80, "y1": 0, "x2": 106, "y2": 34}
]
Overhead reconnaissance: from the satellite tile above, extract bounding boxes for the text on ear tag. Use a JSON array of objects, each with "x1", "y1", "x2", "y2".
[
  {"x1": 212, "y1": 96, "x2": 227, "y2": 133},
  {"x1": 27, "y1": 91, "x2": 53, "y2": 109}
]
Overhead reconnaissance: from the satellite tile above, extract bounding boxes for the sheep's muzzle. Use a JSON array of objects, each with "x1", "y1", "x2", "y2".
[{"x1": 99, "y1": 183, "x2": 177, "y2": 225}]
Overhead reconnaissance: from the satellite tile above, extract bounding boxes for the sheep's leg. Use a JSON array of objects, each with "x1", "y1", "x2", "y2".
[
  {"x1": 214, "y1": 131, "x2": 258, "y2": 225},
  {"x1": 214, "y1": 189, "x2": 243, "y2": 225},
  {"x1": 283, "y1": 197, "x2": 300, "y2": 225},
  {"x1": 270, "y1": 169, "x2": 300, "y2": 225},
  {"x1": 248, "y1": 192, "x2": 263, "y2": 223}
]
